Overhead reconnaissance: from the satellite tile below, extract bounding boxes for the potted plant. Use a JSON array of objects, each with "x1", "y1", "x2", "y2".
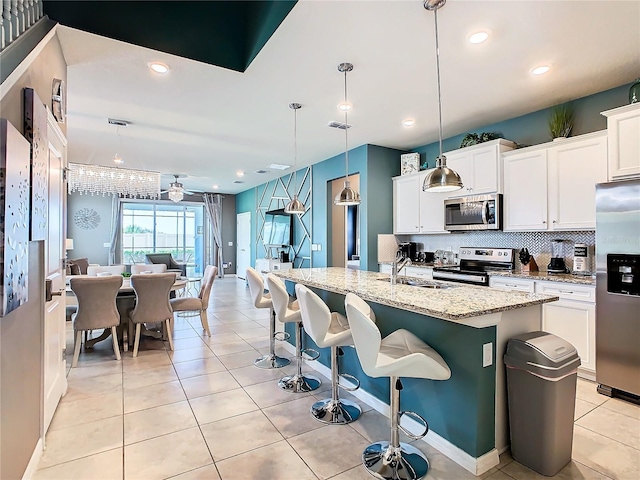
[{"x1": 548, "y1": 102, "x2": 575, "y2": 140}]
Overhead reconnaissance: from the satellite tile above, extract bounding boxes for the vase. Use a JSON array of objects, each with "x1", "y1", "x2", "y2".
[{"x1": 630, "y1": 78, "x2": 640, "y2": 104}]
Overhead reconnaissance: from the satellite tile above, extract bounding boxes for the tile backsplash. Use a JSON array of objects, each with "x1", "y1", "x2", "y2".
[{"x1": 400, "y1": 230, "x2": 595, "y2": 272}]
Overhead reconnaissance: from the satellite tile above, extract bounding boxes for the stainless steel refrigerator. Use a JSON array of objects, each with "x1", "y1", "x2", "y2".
[{"x1": 596, "y1": 179, "x2": 640, "y2": 399}]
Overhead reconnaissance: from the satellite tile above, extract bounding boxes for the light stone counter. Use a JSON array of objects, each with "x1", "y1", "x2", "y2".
[
  {"x1": 273, "y1": 267, "x2": 558, "y2": 324},
  {"x1": 489, "y1": 270, "x2": 595, "y2": 285}
]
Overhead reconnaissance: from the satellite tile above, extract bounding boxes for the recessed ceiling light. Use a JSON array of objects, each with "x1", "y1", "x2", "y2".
[
  {"x1": 236, "y1": 170, "x2": 245, "y2": 177},
  {"x1": 531, "y1": 65, "x2": 550, "y2": 75},
  {"x1": 148, "y1": 62, "x2": 170, "y2": 74},
  {"x1": 212, "y1": 184, "x2": 219, "y2": 190},
  {"x1": 468, "y1": 31, "x2": 489, "y2": 44},
  {"x1": 338, "y1": 102, "x2": 352, "y2": 111},
  {"x1": 402, "y1": 119, "x2": 416, "y2": 127},
  {"x1": 267, "y1": 163, "x2": 292, "y2": 170}
]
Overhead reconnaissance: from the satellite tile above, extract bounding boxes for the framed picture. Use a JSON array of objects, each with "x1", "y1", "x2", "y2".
[
  {"x1": 0, "y1": 119, "x2": 31, "y2": 316},
  {"x1": 400, "y1": 153, "x2": 420, "y2": 175}
]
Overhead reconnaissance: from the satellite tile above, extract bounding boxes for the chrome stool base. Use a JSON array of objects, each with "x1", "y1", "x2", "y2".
[
  {"x1": 362, "y1": 441, "x2": 429, "y2": 480},
  {"x1": 254, "y1": 353, "x2": 290, "y2": 369},
  {"x1": 311, "y1": 398, "x2": 362, "y2": 425},
  {"x1": 278, "y1": 373, "x2": 321, "y2": 393}
]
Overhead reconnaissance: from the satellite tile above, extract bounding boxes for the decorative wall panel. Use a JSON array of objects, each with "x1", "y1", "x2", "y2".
[
  {"x1": 23, "y1": 88, "x2": 49, "y2": 241},
  {"x1": 0, "y1": 119, "x2": 31, "y2": 316}
]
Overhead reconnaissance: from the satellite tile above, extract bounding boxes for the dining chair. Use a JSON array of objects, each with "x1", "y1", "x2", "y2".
[
  {"x1": 69, "y1": 275, "x2": 123, "y2": 367},
  {"x1": 129, "y1": 273, "x2": 176, "y2": 357},
  {"x1": 87, "y1": 265, "x2": 126, "y2": 276},
  {"x1": 170, "y1": 265, "x2": 217, "y2": 336},
  {"x1": 131, "y1": 264, "x2": 167, "y2": 274}
]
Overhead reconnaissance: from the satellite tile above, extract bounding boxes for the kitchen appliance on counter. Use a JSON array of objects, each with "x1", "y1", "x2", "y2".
[
  {"x1": 433, "y1": 248, "x2": 514, "y2": 286},
  {"x1": 572, "y1": 243, "x2": 592, "y2": 275},
  {"x1": 398, "y1": 242, "x2": 418, "y2": 261},
  {"x1": 596, "y1": 180, "x2": 640, "y2": 400},
  {"x1": 547, "y1": 239, "x2": 569, "y2": 274},
  {"x1": 444, "y1": 193, "x2": 502, "y2": 231}
]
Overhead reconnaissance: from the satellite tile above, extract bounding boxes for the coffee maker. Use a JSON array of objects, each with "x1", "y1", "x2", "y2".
[
  {"x1": 547, "y1": 239, "x2": 569, "y2": 273},
  {"x1": 398, "y1": 242, "x2": 417, "y2": 262}
]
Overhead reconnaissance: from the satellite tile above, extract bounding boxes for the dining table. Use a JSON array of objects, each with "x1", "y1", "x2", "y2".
[{"x1": 66, "y1": 276, "x2": 188, "y2": 349}]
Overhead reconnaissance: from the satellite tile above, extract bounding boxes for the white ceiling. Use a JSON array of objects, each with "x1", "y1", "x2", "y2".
[{"x1": 57, "y1": 0, "x2": 640, "y2": 195}]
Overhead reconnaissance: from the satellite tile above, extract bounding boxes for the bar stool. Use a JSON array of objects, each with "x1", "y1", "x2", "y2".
[
  {"x1": 266, "y1": 274, "x2": 321, "y2": 393},
  {"x1": 345, "y1": 293, "x2": 451, "y2": 480},
  {"x1": 246, "y1": 267, "x2": 290, "y2": 369},
  {"x1": 295, "y1": 284, "x2": 361, "y2": 424}
]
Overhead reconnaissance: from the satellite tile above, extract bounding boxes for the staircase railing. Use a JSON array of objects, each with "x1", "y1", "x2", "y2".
[{"x1": 1, "y1": 0, "x2": 44, "y2": 52}]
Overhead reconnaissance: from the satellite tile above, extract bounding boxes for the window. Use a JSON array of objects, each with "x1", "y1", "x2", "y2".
[{"x1": 121, "y1": 202, "x2": 205, "y2": 276}]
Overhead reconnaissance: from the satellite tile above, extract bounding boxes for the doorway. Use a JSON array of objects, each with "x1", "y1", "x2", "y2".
[
  {"x1": 330, "y1": 174, "x2": 360, "y2": 269},
  {"x1": 236, "y1": 212, "x2": 251, "y2": 279}
]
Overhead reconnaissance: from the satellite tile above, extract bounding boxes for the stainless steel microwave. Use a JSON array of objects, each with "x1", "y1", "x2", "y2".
[{"x1": 444, "y1": 193, "x2": 502, "y2": 231}]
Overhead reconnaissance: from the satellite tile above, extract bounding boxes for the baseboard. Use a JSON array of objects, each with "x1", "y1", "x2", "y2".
[
  {"x1": 22, "y1": 437, "x2": 43, "y2": 480},
  {"x1": 280, "y1": 342, "x2": 500, "y2": 476}
]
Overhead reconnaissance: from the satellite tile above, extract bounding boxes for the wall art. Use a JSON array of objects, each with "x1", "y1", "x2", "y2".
[
  {"x1": 0, "y1": 119, "x2": 31, "y2": 316},
  {"x1": 74, "y1": 208, "x2": 101, "y2": 230},
  {"x1": 24, "y1": 88, "x2": 49, "y2": 241}
]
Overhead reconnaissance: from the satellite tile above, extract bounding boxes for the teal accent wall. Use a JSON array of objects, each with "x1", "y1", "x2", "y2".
[
  {"x1": 284, "y1": 282, "x2": 497, "y2": 458},
  {"x1": 414, "y1": 85, "x2": 629, "y2": 169}
]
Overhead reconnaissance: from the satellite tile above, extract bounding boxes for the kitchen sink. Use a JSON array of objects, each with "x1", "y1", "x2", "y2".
[{"x1": 377, "y1": 277, "x2": 455, "y2": 289}]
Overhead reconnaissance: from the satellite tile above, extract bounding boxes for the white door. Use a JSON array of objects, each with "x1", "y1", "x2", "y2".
[
  {"x1": 43, "y1": 112, "x2": 67, "y2": 434},
  {"x1": 236, "y1": 212, "x2": 251, "y2": 279}
]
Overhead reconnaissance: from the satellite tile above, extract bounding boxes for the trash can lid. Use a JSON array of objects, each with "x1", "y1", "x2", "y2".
[{"x1": 504, "y1": 331, "x2": 580, "y2": 373}]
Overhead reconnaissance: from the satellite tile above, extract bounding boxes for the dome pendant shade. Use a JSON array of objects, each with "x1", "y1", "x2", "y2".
[
  {"x1": 285, "y1": 194, "x2": 306, "y2": 214},
  {"x1": 423, "y1": 155, "x2": 463, "y2": 192},
  {"x1": 334, "y1": 180, "x2": 361, "y2": 206}
]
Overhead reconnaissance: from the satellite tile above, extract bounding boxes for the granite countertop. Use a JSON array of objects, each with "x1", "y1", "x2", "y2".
[
  {"x1": 273, "y1": 267, "x2": 558, "y2": 324},
  {"x1": 488, "y1": 271, "x2": 596, "y2": 286}
]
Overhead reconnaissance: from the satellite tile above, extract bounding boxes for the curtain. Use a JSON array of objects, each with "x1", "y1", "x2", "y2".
[
  {"x1": 108, "y1": 195, "x2": 123, "y2": 265},
  {"x1": 204, "y1": 193, "x2": 224, "y2": 278}
]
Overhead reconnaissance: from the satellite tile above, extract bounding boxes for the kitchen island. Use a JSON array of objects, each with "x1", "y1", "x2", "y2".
[{"x1": 273, "y1": 267, "x2": 558, "y2": 475}]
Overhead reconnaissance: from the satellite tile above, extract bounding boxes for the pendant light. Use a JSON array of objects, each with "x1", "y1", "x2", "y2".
[
  {"x1": 285, "y1": 103, "x2": 306, "y2": 214},
  {"x1": 422, "y1": 0, "x2": 464, "y2": 193},
  {"x1": 334, "y1": 62, "x2": 361, "y2": 206}
]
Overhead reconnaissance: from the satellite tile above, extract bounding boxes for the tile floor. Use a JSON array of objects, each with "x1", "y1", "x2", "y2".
[{"x1": 35, "y1": 276, "x2": 640, "y2": 479}]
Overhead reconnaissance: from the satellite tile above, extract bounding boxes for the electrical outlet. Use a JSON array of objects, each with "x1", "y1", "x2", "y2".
[
  {"x1": 228, "y1": 261, "x2": 232, "y2": 267},
  {"x1": 312, "y1": 243, "x2": 322, "y2": 251},
  {"x1": 228, "y1": 241, "x2": 233, "y2": 247},
  {"x1": 223, "y1": 263, "x2": 228, "y2": 268},
  {"x1": 482, "y1": 343, "x2": 493, "y2": 367}
]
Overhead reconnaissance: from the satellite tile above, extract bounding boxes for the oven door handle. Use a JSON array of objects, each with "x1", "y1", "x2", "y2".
[{"x1": 481, "y1": 200, "x2": 489, "y2": 224}]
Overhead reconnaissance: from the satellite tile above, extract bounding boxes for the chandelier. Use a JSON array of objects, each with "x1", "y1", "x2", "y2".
[
  {"x1": 67, "y1": 163, "x2": 161, "y2": 198},
  {"x1": 167, "y1": 180, "x2": 184, "y2": 203}
]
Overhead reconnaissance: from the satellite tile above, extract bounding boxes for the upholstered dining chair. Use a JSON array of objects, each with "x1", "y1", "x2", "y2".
[
  {"x1": 129, "y1": 273, "x2": 176, "y2": 357},
  {"x1": 87, "y1": 265, "x2": 126, "y2": 276},
  {"x1": 131, "y1": 264, "x2": 167, "y2": 274},
  {"x1": 69, "y1": 275, "x2": 123, "y2": 367},
  {"x1": 170, "y1": 265, "x2": 217, "y2": 336}
]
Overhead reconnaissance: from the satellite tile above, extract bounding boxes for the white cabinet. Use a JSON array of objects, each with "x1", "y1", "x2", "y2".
[
  {"x1": 535, "y1": 281, "x2": 596, "y2": 376},
  {"x1": 503, "y1": 132, "x2": 607, "y2": 232},
  {"x1": 602, "y1": 103, "x2": 640, "y2": 180},
  {"x1": 393, "y1": 170, "x2": 449, "y2": 234},
  {"x1": 393, "y1": 173, "x2": 421, "y2": 234},
  {"x1": 489, "y1": 277, "x2": 535, "y2": 293},
  {"x1": 445, "y1": 139, "x2": 516, "y2": 196}
]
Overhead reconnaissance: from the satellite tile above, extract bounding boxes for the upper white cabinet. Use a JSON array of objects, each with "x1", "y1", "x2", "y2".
[
  {"x1": 503, "y1": 131, "x2": 607, "y2": 231},
  {"x1": 444, "y1": 139, "x2": 516, "y2": 196},
  {"x1": 393, "y1": 169, "x2": 449, "y2": 234},
  {"x1": 602, "y1": 103, "x2": 640, "y2": 180}
]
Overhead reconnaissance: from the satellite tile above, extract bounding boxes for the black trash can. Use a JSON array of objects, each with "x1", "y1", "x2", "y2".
[{"x1": 504, "y1": 331, "x2": 581, "y2": 476}]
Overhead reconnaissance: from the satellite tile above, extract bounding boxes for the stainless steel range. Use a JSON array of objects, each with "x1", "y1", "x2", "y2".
[{"x1": 432, "y1": 248, "x2": 515, "y2": 286}]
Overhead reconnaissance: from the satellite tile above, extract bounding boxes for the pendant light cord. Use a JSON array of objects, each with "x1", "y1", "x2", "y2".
[
  {"x1": 344, "y1": 69, "x2": 349, "y2": 182},
  {"x1": 293, "y1": 106, "x2": 298, "y2": 195},
  {"x1": 434, "y1": 8, "x2": 444, "y2": 161}
]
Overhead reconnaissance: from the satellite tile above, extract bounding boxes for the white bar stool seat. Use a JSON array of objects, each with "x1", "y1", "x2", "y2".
[
  {"x1": 345, "y1": 293, "x2": 451, "y2": 480},
  {"x1": 267, "y1": 274, "x2": 321, "y2": 393},
  {"x1": 247, "y1": 267, "x2": 290, "y2": 369},
  {"x1": 295, "y1": 284, "x2": 362, "y2": 424}
]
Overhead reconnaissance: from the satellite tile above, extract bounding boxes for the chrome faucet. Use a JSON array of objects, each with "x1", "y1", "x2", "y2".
[{"x1": 391, "y1": 254, "x2": 412, "y2": 285}]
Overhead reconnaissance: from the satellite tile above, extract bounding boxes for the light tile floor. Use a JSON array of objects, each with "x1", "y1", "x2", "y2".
[{"x1": 35, "y1": 277, "x2": 640, "y2": 479}]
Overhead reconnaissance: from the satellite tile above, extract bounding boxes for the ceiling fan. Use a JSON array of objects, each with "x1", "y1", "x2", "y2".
[{"x1": 161, "y1": 174, "x2": 203, "y2": 203}]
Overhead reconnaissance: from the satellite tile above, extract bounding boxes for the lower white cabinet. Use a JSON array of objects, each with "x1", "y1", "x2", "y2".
[
  {"x1": 489, "y1": 277, "x2": 596, "y2": 377},
  {"x1": 536, "y1": 281, "x2": 596, "y2": 376}
]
